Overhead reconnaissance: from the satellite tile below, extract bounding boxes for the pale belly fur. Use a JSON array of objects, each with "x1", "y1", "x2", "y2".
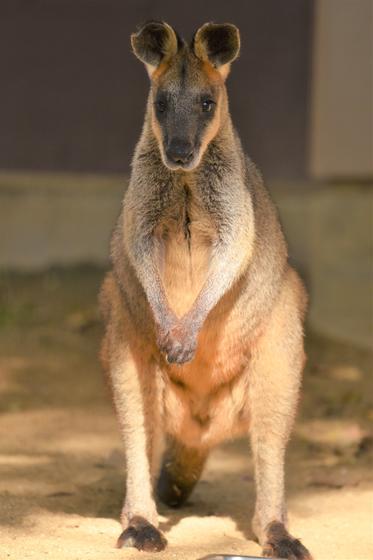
[
  {"x1": 159, "y1": 224, "x2": 212, "y2": 318},
  {"x1": 158, "y1": 219, "x2": 251, "y2": 449},
  {"x1": 162, "y1": 340, "x2": 251, "y2": 449}
]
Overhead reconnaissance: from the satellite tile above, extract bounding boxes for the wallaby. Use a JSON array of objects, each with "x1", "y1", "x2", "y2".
[{"x1": 100, "y1": 20, "x2": 312, "y2": 559}]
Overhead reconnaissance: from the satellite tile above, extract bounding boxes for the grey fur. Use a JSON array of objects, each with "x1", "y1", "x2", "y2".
[{"x1": 100, "y1": 21, "x2": 312, "y2": 559}]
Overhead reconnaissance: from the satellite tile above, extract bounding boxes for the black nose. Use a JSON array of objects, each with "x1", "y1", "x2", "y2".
[{"x1": 166, "y1": 139, "x2": 194, "y2": 165}]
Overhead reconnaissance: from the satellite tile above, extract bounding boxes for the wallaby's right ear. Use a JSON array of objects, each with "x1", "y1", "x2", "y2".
[
  {"x1": 131, "y1": 21, "x2": 179, "y2": 77},
  {"x1": 193, "y1": 23, "x2": 240, "y2": 80}
]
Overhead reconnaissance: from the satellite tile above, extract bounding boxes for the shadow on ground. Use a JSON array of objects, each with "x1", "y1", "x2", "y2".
[{"x1": 0, "y1": 267, "x2": 372, "y2": 559}]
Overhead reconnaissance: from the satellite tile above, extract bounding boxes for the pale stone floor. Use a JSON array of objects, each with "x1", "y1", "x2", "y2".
[{"x1": 0, "y1": 267, "x2": 372, "y2": 559}]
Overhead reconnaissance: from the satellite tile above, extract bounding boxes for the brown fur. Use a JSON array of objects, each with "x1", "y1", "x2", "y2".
[{"x1": 99, "y1": 21, "x2": 312, "y2": 558}]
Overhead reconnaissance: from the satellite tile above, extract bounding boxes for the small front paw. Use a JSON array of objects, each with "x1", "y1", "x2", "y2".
[
  {"x1": 117, "y1": 516, "x2": 167, "y2": 552},
  {"x1": 158, "y1": 322, "x2": 198, "y2": 365},
  {"x1": 164, "y1": 334, "x2": 197, "y2": 364}
]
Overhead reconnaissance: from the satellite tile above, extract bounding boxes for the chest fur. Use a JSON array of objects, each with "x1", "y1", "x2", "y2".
[{"x1": 155, "y1": 186, "x2": 216, "y2": 317}]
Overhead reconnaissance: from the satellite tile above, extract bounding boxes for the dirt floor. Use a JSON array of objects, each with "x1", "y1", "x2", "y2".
[{"x1": 0, "y1": 267, "x2": 372, "y2": 560}]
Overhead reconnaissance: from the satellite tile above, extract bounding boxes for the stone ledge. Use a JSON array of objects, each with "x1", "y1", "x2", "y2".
[{"x1": 1, "y1": 171, "x2": 371, "y2": 349}]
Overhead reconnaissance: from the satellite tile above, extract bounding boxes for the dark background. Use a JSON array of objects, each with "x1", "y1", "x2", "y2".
[
  {"x1": 0, "y1": 0, "x2": 313, "y2": 180},
  {"x1": 1, "y1": 4, "x2": 372, "y2": 557}
]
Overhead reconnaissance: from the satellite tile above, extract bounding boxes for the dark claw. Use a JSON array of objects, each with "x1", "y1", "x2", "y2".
[
  {"x1": 263, "y1": 521, "x2": 312, "y2": 560},
  {"x1": 263, "y1": 540, "x2": 312, "y2": 559},
  {"x1": 158, "y1": 322, "x2": 198, "y2": 365},
  {"x1": 164, "y1": 335, "x2": 197, "y2": 364},
  {"x1": 166, "y1": 346, "x2": 195, "y2": 364},
  {"x1": 116, "y1": 516, "x2": 167, "y2": 552}
]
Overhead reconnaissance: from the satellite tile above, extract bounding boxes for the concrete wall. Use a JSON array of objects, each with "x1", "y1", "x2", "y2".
[
  {"x1": 310, "y1": 0, "x2": 373, "y2": 179},
  {"x1": 0, "y1": 173, "x2": 123, "y2": 269},
  {"x1": 1, "y1": 172, "x2": 371, "y2": 349},
  {"x1": 0, "y1": 0, "x2": 313, "y2": 180},
  {"x1": 276, "y1": 183, "x2": 372, "y2": 349}
]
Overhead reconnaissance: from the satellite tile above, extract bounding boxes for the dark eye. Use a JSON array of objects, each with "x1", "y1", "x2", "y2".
[
  {"x1": 201, "y1": 99, "x2": 215, "y2": 112},
  {"x1": 156, "y1": 100, "x2": 167, "y2": 113}
]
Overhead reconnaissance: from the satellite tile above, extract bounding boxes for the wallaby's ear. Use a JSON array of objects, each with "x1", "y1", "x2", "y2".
[
  {"x1": 193, "y1": 22, "x2": 240, "y2": 79},
  {"x1": 131, "y1": 21, "x2": 179, "y2": 77}
]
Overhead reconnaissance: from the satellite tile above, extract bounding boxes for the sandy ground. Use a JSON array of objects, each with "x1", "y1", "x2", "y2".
[{"x1": 0, "y1": 267, "x2": 372, "y2": 560}]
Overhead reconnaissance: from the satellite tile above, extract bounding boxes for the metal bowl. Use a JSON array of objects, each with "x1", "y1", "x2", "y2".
[{"x1": 197, "y1": 556, "x2": 281, "y2": 560}]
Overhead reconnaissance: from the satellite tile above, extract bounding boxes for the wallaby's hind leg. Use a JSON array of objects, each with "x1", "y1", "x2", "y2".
[
  {"x1": 109, "y1": 343, "x2": 166, "y2": 551},
  {"x1": 108, "y1": 342, "x2": 166, "y2": 551},
  {"x1": 100, "y1": 277, "x2": 166, "y2": 552},
  {"x1": 157, "y1": 438, "x2": 208, "y2": 508},
  {"x1": 249, "y1": 271, "x2": 312, "y2": 559}
]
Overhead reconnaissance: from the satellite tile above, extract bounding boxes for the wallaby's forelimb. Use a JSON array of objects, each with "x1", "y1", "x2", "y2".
[
  {"x1": 157, "y1": 192, "x2": 254, "y2": 364},
  {"x1": 126, "y1": 232, "x2": 177, "y2": 330}
]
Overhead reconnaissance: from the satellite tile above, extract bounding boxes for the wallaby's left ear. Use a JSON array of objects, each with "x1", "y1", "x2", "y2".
[
  {"x1": 193, "y1": 22, "x2": 240, "y2": 79},
  {"x1": 131, "y1": 21, "x2": 179, "y2": 78}
]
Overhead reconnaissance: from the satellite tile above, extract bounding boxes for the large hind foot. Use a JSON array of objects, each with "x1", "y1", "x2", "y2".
[
  {"x1": 117, "y1": 516, "x2": 167, "y2": 552},
  {"x1": 156, "y1": 439, "x2": 208, "y2": 508},
  {"x1": 262, "y1": 521, "x2": 312, "y2": 560}
]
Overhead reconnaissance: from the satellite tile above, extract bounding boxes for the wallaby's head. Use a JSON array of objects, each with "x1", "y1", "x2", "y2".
[{"x1": 131, "y1": 21, "x2": 240, "y2": 171}]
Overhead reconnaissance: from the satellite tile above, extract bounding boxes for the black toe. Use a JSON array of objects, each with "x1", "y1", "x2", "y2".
[{"x1": 117, "y1": 516, "x2": 167, "y2": 552}]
